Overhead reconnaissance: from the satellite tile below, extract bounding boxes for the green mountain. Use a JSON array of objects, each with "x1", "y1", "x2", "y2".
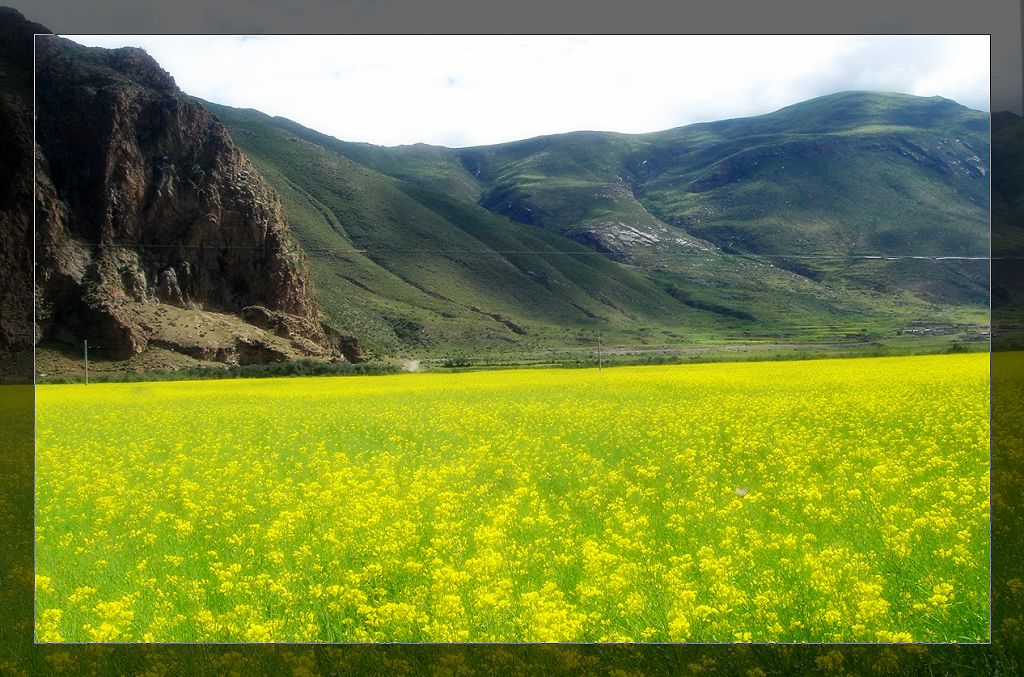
[
  {"x1": 991, "y1": 111, "x2": 1024, "y2": 322},
  {"x1": 992, "y1": 111, "x2": 1024, "y2": 235},
  {"x1": 201, "y1": 92, "x2": 989, "y2": 360}
]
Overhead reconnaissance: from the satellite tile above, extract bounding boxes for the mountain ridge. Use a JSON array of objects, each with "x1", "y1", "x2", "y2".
[
  {"x1": 0, "y1": 16, "x2": 1002, "y2": 375},
  {"x1": 201, "y1": 89, "x2": 989, "y2": 359},
  {"x1": 263, "y1": 89, "x2": 987, "y2": 151},
  {"x1": 245, "y1": 91, "x2": 987, "y2": 257}
]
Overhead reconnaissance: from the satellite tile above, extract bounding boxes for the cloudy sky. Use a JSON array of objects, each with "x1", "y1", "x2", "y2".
[{"x1": 64, "y1": 35, "x2": 989, "y2": 148}]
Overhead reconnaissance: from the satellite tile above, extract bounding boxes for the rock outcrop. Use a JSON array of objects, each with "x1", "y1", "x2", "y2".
[
  {"x1": 29, "y1": 30, "x2": 361, "y2": 363},
  {"x1": 0, "y1": 7, "x2": 47, "y2": 354}
]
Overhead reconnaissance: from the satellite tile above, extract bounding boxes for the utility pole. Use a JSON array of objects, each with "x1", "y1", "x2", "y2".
[
  {"x1": 597, "y1": 330, "x2": 603, "y2": 371},
  {"x1": 84, "y1": 339, "x2": 89, "y2": 385}
]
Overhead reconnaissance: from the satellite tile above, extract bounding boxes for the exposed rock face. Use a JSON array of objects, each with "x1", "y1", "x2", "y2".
[
  {"x1": 30, "y1": 32, "x2": 360, "y2": 363},
  {"x1": 240, "y1": 305, "x2": 365, "y2": 363},
  {"x1": 0, "y1": 8, "x2": 47, "y2": 354}
]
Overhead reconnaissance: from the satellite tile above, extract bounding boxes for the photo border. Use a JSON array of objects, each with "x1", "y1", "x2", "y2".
[{"x1": 3, "y1": 0, "x2": 1021, "y2": 673}]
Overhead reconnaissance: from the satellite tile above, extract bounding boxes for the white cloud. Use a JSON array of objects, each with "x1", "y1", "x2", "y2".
[{"x1": 61, "y1": 34, "x2": 990, "y2": 147}]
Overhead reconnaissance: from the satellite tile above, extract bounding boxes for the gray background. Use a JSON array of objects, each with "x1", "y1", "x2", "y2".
[{"x1": 6, "y1": 0, "x2": 1022, "y2": 671}]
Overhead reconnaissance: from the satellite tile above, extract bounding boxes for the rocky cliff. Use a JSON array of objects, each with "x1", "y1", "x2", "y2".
[
  {"x1": 29, "y1": 30, "x2": 361, "y2": 363},
  {"x1": 0, "y1": 7, "x2": 43, "y2": 355}
]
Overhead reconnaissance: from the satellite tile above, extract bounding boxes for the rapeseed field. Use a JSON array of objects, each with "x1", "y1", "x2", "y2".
[{"x1": 34, "y1": 353, "x2": 989, "y2": 642}]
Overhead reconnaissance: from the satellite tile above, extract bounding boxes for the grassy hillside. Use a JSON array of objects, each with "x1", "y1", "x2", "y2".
[
  {"x1": 206, "y1": 104, "x2": 761, "y2": 358},
  {"x1": 991, "y1": 111, "x2": 1024, "y2": 322},
  {"x1": 299, "y1": 92, "x2": 987, "y2": 260},
  {"x1": 992, "y1": 111, "x2": 1024, "y2": 236},
  {"x1": 451, "y1": 92, "x2": 988, "y2": 299},
  {"x1": 201, "y1": 93, "x2": 989, "y2": 359},
  {"x1": 638, "y1": 94, "x2": 987, "y2": 258}
]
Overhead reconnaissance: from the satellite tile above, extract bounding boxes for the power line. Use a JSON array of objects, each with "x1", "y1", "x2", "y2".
[{"x1": 16, "y1": 242, "x2": 994, "y2": 259}]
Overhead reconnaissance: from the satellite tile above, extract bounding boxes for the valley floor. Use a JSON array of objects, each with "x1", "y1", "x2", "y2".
[{"x1": 25, "y1": 327, "x2": 989, "y2": 383}]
